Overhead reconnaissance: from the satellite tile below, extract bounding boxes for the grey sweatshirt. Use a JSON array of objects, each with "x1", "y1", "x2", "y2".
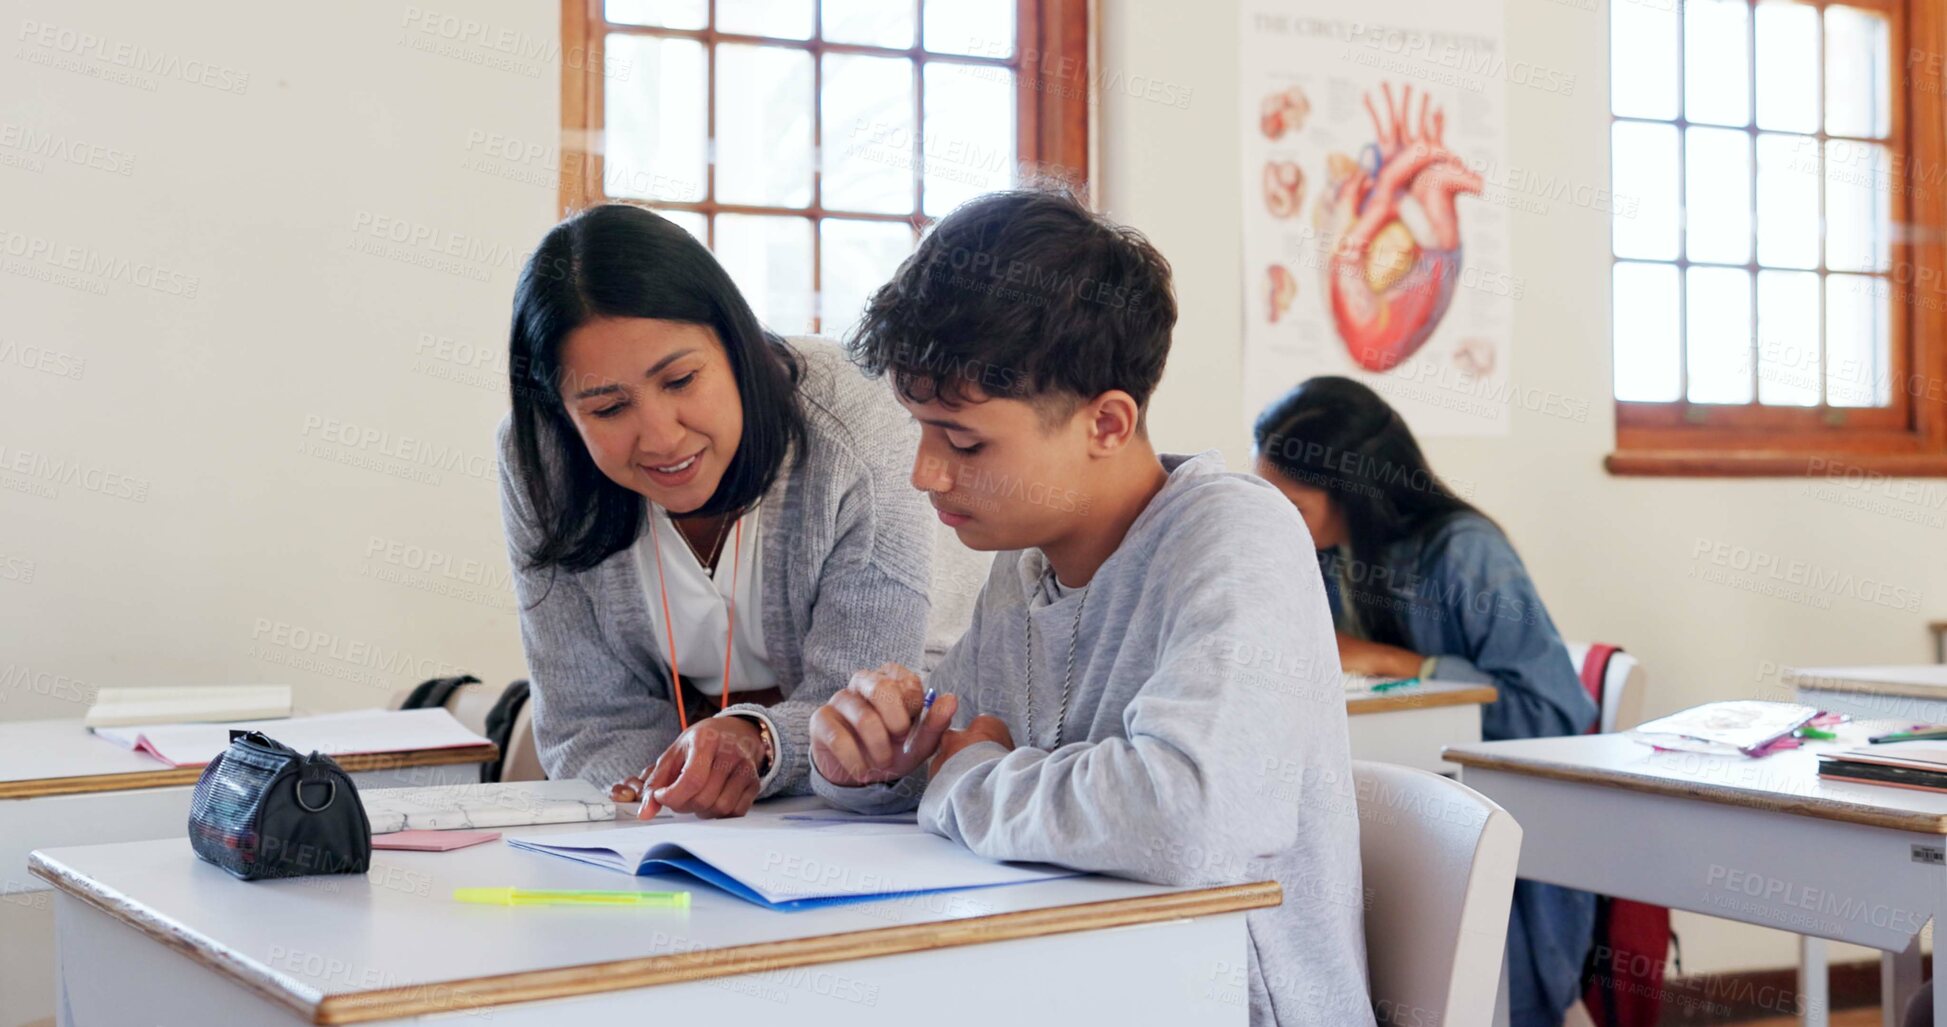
[
  {"x1": 815, "y1": 452, "x2": 1377, "y2": 1027},
  {"x1": 497, "y1": 338, "x2": 937, "y2": 797}
]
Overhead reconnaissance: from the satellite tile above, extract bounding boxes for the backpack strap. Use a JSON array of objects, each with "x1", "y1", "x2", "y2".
[
  {"x1": 400, "y1": 674, "x2": 480, "y2": 711},
  {"x1": 1578, "y1": 644, "x2": 1623, "y2": 735},
  {"x1": 480, "y1": 680, "x2": 531, "y2": 783}
]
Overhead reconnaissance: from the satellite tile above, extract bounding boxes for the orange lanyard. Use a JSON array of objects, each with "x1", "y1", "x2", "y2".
[{"x1": 648, "y1": 513, "x2": 744, "y2": 734}]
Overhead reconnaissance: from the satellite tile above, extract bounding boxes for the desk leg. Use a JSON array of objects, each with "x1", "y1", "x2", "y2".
[
  {"x1": 1800, "y1": 936, "x2": 1828, "y2": 1027},
  {"x1": 1884, "y1": 937, "x2": 1924, "y2": 1027}
]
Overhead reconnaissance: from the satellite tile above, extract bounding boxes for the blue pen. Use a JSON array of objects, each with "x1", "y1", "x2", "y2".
[{"x1": 902, "y1": 687, "x2": 938, "y2": 757}]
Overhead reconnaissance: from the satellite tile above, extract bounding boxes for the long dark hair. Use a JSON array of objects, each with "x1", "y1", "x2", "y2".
[
  {"x1": 507, "y1": 204, "x2": 805, "y2": 573},
  {"x1": 1252, "y1": 377, "x2": 1489, "y2": 647}
]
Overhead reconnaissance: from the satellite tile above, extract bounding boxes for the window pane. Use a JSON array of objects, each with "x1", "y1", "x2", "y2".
[
  {"x1": 718, "y1": 0, "x2": 814, "y2": 39},
  {"x1": 1826, "y1": 140, "x2": 1891, "y2": 272},
  {"x1": 1612, "y1": 122, "x2": 1679, "y2": 261},
  {"x1": 922, "y1": 63, "x2": 1017, "y2": 217},
  {"x1": 1612, "y1": 0, "x2": 1679, "y2": 119},
  {"x1": 822, "y1": 53, "x2": 916, "y2": 214},
  {"x1": 716, "y1": 45, "x2": 814, "y2": 207},
  {"x1": 604, "y1": 35, "x2": 708, "y2": 202},
  {"x1": 658, "y1": 209, "x2": 708, "y2": 244},
  {"x1": 1755, "y1": 2, "x2": 1819, "y2": 132},
  {"x1": 1685, "y1": 0, "x2": 1751, "y2": 127},
  {"x1": 1826, "y1": 274, "x2": 1891, "y2": 406},
  {"x1": 1687, "y1": 266, "x2": 1755, "y2": 404},
  {"x1": 1825, "y1": 6, "x2": 1891, "y2": 139},
  {"x1": 924, "y1": 0, "x2": 1012, "y2": 58},
  {"x1": 820, "y1": 219, "x2": 914, "y2": 337},
  {"x1": 715, "y1": 214, "x2": 814, "y2": 333},
  {"x1": 822, "y1": 0, "x2": 916, "y2": 48},
  {"x1": 1614, "y1": 262, "x2": 1682, "y2": 402},
  {"x1": 1757, "y1": 270, "x2": 1821, "y2": 406},
  {"x1": 1685, "y1": 127, "x2": 1752, "y2": 265},
  {"x1": 1755, "y1": 133, "x2": 1818, "y2": 269},
  {"x1": 606, "y1": 0, "x2": 707, "y2": 29}
]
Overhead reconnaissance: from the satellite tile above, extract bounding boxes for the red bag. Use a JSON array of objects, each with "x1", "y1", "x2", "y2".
[{"x1": 1577, "y1": 644, "x2": 1675, "y2": 1027}]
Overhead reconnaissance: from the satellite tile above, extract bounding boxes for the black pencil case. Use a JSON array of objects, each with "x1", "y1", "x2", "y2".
[{"x1": 187, "y1": 729, "x2": 372, "y2": 881}]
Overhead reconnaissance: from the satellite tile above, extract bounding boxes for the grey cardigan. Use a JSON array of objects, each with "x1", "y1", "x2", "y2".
[{"x1": 496, "y1": 337, "x2": 936, "y2": 795}]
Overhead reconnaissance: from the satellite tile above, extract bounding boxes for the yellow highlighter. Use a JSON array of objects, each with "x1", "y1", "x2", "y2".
[{"x1": 454, "y1": 888, "x2": 690, "y2": 908}]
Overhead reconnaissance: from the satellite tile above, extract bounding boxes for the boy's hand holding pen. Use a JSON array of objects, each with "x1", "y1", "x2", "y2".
[{"x1": 810, "y1": 663, "x2": 959, "y2": 787}]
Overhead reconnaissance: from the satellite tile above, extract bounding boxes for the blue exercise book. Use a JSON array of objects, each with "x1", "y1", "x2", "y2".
[{"x1": 506, "y1": 814, "x2": 1076, "y2": 912}]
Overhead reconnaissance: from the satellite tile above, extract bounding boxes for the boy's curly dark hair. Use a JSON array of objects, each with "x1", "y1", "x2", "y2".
[{"x1": 847, "y1": 188, "x2": 1177, "y2": 425}]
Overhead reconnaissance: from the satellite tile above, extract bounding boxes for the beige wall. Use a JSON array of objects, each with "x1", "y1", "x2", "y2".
[
  {"x1": 1100, "y1": 0, "x2": 1943, "y2": 975},
  {"x1": 0, "y1": 0, "x2": 545, "y2": 722},
  {"x1": 6, "y1": 0, "x2": 1936, "y2": 980}
]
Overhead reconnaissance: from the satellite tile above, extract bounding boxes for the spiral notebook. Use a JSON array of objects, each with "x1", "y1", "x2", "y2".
[{"x1": 507, "y1": 818, "x2": 1076, "y2": 911}]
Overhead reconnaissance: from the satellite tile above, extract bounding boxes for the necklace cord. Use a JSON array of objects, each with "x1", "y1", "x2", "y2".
[{"x1": 649, "y1": 511, "x2": 746, "y2": 737}]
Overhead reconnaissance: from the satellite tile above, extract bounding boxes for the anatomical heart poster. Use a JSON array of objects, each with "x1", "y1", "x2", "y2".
[{"x1": 1241, "y1": 0, "x2": 1513, "y2": 436}]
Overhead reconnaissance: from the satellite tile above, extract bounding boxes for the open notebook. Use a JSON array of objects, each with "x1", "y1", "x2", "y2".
[
  {"x1": 507, "y1": 818, "x2": 1076, "y2": 911},
  {"x1": 91, "y1": 708, "x2": 489, "y2": 768}
]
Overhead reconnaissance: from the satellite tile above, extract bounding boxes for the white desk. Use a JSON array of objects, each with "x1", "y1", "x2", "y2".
[
  {"x1": 1347, "y1": 681, "x2": 1496, "y2": 773},
  {"x1": 30, "y1": 805, "x2": 1278, "y2": 1026},
  {"x1": 1790, "y1": 665, "x2": 1947, "y2": 723},
  {"x1": 0, "y1": 717, "x2": 496, "y2": 1027},
  {"x1": 1446, "y1": 734, "x2": 1947, "y2": 1027}
]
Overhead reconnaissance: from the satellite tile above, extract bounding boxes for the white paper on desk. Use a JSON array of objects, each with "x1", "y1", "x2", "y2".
[
  {"x1": 508, "y1": 820, "x2": 1076, "y2": 909},
  {"x1": 1628, "y1": 700, "x2": 1817, "y2": 756},
  {"x1": 91, "y1": 708, "x2": 489, "y2": 768}
]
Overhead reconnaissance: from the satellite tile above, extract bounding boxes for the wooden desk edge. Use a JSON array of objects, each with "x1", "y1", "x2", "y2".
[
  {"x1": 1441, "y1": 747, "x2": 1947, "y2": 834},
  {"x1": 0, "y1": 744, "x2": 500, "y2": 800},
  {"x1": 1347, "y1": 685, "x2": 1497, "y2": 716},
  {"x1": 1788, "y1": 672, "x2": 1947, "y2": 702},
  {"x1": 28, "y1": 850, "x2": 1280, "y2": 1026}
]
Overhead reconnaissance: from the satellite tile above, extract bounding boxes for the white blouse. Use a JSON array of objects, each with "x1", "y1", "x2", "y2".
[{"x1": 632, "y1": 502, "x2": 775, "y2": 698}]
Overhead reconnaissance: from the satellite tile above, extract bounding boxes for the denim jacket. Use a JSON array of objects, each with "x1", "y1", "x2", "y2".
[{"x1": 1320, "y1": 512, "x2": 1599, "y2": 1026}]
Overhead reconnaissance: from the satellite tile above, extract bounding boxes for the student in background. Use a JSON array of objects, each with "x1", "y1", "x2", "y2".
[
  {"x1": 1251, "y1": 376, "x2": 1597, "y2": 1027},
  {"x1": 498, "y1": 203, "x2": 938, "y2": 819},
  {"x1": 807, "y1": 189, "x2": 1375, "y2": 1027}
]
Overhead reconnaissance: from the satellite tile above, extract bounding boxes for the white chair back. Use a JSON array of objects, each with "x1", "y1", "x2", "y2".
[
  {"x1": 1355, "y1": 760, "x2": 1523, "y2": 1027},
  {"x1": 1564, "y1": 642, "x2": 1648, "y2": 733}
]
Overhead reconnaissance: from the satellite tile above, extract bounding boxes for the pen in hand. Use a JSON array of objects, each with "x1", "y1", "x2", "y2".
[{"x1": 902, "y1": 687, "x2": 938, "y2": 760}]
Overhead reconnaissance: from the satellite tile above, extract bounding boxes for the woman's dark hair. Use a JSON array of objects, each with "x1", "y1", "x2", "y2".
[
  {"x1": 848, "y1": 187, "x2": 1176, "y2": 424},
  {"x1": 1252, "y1": 376, "x2": 1490, "y2": 647},
  {"x1": 507, "y1": 203, "x2": 805, "y2": 573}
]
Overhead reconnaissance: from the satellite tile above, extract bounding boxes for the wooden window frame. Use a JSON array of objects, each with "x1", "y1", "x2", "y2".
[
  {"x1": 557, "y1": 0, "x2": 1091, "y2": 335},
  {"x1": 1608, "y1": 0, "x2": 1947, "y2": 477}
]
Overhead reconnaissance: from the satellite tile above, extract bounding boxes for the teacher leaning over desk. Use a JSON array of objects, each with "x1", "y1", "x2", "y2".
[{"x1": 497, "y1": 204, "x2": 948, "y2": 821}]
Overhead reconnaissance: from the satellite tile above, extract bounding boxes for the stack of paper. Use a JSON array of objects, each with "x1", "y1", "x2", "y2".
[
  {"x1": 361, "y1": 780, "x2": 614, "y2": 834},
  {"x1": 1629, "y1": 700, "x2": 1818, "y2": 756},
  {"x1": 508, "y1": 818, "x2": 1075, "y2": 911},
  {"x1": 91, "y1": 707, "x2": 489, "y2": 768},
  {"x1": 84, "y1": 685, "x2": 292, "y2": 728},
  {"x1": 1818, "y1": 745, "x2": 1947, "y2": 793}
]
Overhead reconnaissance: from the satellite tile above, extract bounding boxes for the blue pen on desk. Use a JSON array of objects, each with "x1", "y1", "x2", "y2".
[{"x1": 902, "y1": 687, "x2": 938, "y2": 758}]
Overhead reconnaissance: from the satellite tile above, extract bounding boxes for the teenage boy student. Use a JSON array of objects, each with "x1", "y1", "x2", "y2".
[{"x1": 807, "y1": 189, "x2": 1376, "y2": 1027}]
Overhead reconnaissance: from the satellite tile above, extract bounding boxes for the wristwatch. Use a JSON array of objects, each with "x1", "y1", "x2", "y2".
[{"x1": 733, "y1": 713, "x2": 775, "y2": 776}]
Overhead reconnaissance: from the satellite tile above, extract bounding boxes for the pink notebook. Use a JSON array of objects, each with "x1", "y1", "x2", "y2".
[{"x1": 372, "y1": 830, "x2": 500, "y2": 852}]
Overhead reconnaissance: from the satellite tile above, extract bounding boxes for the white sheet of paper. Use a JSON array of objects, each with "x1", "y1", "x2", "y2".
[{"x1": 91, "y1": 708, "x2": 488, "y2": 767}]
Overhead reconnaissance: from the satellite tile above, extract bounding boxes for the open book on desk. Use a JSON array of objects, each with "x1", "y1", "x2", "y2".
[{"x1": 507, "y1": 819, "x2": 1077, "y2": 911}]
